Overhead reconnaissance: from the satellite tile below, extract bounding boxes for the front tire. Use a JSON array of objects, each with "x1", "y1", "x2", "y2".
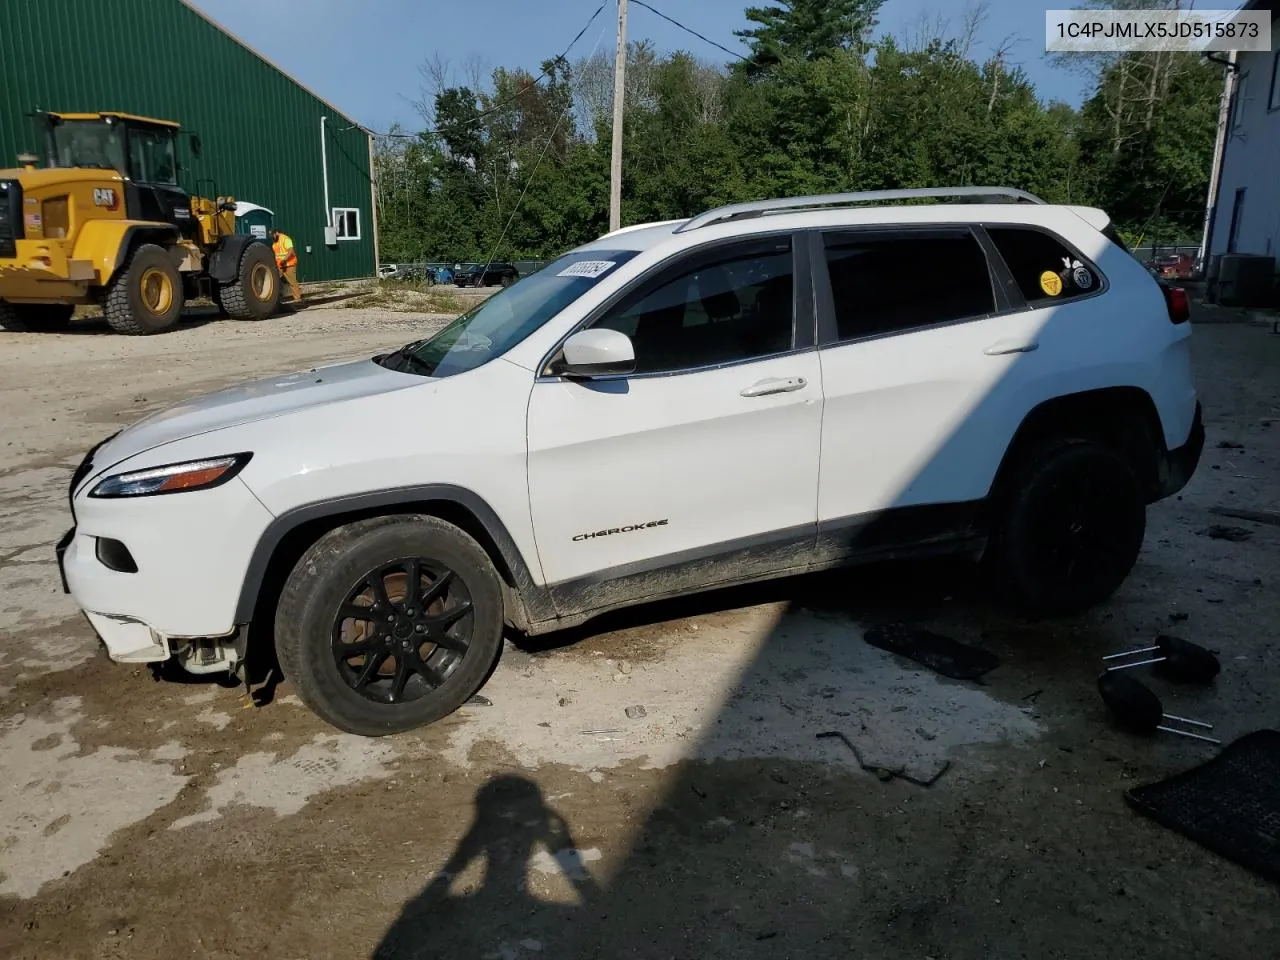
[
  {"x1": 218, "y1": 242, "x2": 280, "y2": 320},
  {"x1": 0, "y1": 301, "x2": 74, "y2": 332},
  {"x1": 103, "y1": 244, "x2": 183, "y2": 335},
  {"x1": 991, "y1": 440, "x2": 1146, "y2": 616},
  {"x1": 274, "y1": 515, "x2": 505, "y2": 736}
]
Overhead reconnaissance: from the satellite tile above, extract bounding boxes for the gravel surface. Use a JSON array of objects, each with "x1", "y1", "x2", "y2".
[{"x1": 0, "y1": 300, "x2": 1277, "y2": 959}]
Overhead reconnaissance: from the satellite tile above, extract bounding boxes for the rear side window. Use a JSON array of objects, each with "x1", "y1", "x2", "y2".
[
  {"x1": 986, "y1": 226, "x2": 1100, "y2": 305},
  {"x1": 822, "y1": 232, "x2": 996, "y2": 341}
]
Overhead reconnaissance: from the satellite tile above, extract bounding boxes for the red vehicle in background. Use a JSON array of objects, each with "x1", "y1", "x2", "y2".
[{"x1": 1147, "y1": 252, "x2": 1197, "y2": 280}]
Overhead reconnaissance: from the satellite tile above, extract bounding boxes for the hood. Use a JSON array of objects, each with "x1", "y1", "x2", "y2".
[
  {"x1": 0, "y1": 166, "x2": 124, "y2": 189},
  {"x1": 90, "y1": 357, "x2": 427, "y2": 473}
]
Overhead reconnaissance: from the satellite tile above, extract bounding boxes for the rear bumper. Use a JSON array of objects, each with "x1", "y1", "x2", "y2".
[{"x1": 1154, "y1": 401, "x2": 1204, "y2": 500}]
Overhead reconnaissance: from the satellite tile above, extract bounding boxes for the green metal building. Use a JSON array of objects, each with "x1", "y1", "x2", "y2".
[{"x1": 0, "y1": 0, "x2": 377, "y2": 282}]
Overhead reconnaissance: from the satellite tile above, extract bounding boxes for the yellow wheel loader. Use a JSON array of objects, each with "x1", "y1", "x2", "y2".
[{"x1": 0, "y1": 112, "x2": 280, "y2": 334}]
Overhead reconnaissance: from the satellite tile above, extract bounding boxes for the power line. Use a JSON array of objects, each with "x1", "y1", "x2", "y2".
[
  {"x1": 375, "y1": 0, "x2": 609, "y2": 141},
  {"x1": 630, "y1": 0, "x2": 747, "y2": 62},
  {"x1": 481, "y1": 15, "x2": 613, "y2": 270}
]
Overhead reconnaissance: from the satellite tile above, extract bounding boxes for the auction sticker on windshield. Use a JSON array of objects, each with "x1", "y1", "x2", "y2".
[{"x1": 558, "y1": 260, "x2": 617, "y2": 279}]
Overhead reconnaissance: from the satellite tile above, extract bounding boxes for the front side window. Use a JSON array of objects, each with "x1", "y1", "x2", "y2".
[
  {"x1": 986, "y1": 226, "x2": 1101, "y2": 304},
  {"x1": 379, "y1": 249, "x2": 639, "y2": 379},
  {"x1": 47, "y1": 121, "x2": 127, "y2": 175},
  {"x1": 592, "y1": 238, "x2": 794, "y2": 374},
  {"x1": 823, "y1": 232, "x2": 995, "y2": 341}
]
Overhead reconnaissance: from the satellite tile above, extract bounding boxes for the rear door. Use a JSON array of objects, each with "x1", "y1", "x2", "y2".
[{"x1": 811, "y1": 225, "x2": 1070, "y2": 560}]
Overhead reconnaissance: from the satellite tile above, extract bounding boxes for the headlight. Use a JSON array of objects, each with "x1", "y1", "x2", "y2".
[{"x1": 89, "y1": 453, "x2": 252, "y2": 498}]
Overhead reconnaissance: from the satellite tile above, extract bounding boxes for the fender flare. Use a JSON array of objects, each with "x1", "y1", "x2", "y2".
[
  {"x1": 232, "y1": 484, "x2": 553, "y2": 627},
  {"x1": 71, "y1": 220, "x2": 181, "y2": 285},
  {"x1": 209, "y1": 234, "x2": 266, "y2": 284},
  {"x1": 986, "y1": 386, "x2": 1167, "y2": 502}
]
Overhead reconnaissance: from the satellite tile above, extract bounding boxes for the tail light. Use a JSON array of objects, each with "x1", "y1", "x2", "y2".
[{"x1": 1163, "y1": 284, "x2": 1190, "y2": 324}]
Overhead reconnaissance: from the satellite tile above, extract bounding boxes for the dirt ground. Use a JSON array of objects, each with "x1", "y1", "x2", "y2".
[{"x1": 1, "y1": 297, "x2": 1278, "y2": 959}]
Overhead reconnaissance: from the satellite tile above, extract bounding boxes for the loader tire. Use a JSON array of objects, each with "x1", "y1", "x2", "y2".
[
  {"x1": 218, "y1": 242, "x2": 280, "y2": 321},
  {"x1": 104, "y1": 244, "x2": 184, "y2": 335},
  {"x1": 0, "y1": 301, "x2": 74, "y2": 332}
]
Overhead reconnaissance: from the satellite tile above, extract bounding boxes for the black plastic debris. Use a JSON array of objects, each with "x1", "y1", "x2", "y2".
[
  {"x1": 816, "y1": 730, "x2": 951, "y2": 787},
  {"x1": 1197, "y1": 524, "x2": 1252, "y2": 542},
  {"x1": 863, "y1": 623, "x2": 999, "y2": 681},
  {"x1": 1097, "y1": 672, "x2": 1219, "y2": 744},
  {"x1": 1103, "y1": 635, "x2": 1220, "y2": 685},
  {"x1": 1127, "y1": 730, "x2": 1280, "y2": 881}
]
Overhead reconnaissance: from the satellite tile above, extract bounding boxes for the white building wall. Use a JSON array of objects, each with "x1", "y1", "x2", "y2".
[{"x1": 1210, "y1": 38, "x2": 1280, "y2": 258}]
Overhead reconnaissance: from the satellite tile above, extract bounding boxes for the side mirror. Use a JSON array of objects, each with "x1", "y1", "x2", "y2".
[
  {"x1": 189, "y1": 134, "x2": 203, "y2": 158},
  {"x1": 558, "y1": 328, "x2": 636, "y2": 378}
]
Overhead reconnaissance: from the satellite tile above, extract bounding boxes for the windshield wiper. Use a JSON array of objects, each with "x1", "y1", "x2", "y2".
[{"x1": 378, "y1": 342, "x2": 435, "y2": 376}]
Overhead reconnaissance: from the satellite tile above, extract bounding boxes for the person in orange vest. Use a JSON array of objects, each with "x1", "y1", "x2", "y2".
[{"x1": 271, "y1": 229, "x2": 302, "y2": 303}]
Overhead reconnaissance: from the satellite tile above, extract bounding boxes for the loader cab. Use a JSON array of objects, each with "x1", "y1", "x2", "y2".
[{"x1": 44, "y1": 112, "x2": 197, "y2": 239}]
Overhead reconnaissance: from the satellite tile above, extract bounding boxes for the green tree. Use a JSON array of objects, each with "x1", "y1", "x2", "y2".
[{"x1": 736, "y1": 0, "x2": 884, "y2": 74}]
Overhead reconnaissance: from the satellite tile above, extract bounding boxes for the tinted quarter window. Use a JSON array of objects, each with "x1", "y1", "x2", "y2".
[
  {"x1": 594, "y1": 239, "x2": 793, "y2": 374},
  {"x1": 823, "y1": 233, "x2": 995, "y2": 341},
  {"x1": 986, "y1": 226, "x2": 1100, "y2": 304}
]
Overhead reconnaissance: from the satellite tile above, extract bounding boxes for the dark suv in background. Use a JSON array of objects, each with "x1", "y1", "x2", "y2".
[{"x1": 453, "y1": 262, "x2": 519, "y2": 288}]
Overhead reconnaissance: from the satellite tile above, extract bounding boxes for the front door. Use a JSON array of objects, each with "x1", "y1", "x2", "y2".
[{"x1": 526, "y1": 234, "x2": 822, "y2": 615}]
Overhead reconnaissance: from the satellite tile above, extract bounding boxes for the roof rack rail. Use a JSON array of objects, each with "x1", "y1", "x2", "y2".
[{"x1": 674, "y1": 186, "x2": 1047, "y2": 234}]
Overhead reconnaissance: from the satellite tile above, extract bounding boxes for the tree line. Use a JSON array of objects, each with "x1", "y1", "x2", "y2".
[{"x1": 373, "y1": 0, "x2": 1224, "y2": 265}]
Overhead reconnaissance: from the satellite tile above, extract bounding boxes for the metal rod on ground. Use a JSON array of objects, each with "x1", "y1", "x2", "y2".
[
  {"x1": 1106, "y1": 657, "x2": 1165, "y2": 671},
  {"x1": 1102, "y1": 646, "x2": 1160, "y2": 660},
  {"x1": 1156, "y1": 726, "x2": 1222, "y2": 744},
  {"x1": 609, "y1": 0, "x2": 628, "y2": 233}
]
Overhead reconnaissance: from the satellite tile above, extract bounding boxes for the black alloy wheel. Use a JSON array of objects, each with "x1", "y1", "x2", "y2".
[
  {"x1": 993, "y1": 440, "x2": 1145, "y2": 615},
  {"x1": 332, "y1": 558, "x2": 474, "y2": 704},
  {"x1": 274, "y1": 515, "x2": 505, "y2": 736}
]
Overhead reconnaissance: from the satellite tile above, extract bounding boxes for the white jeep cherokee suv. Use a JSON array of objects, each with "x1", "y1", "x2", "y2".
[{"x1": 57, "y1": 187, "x2": 1204, "y2": 736}]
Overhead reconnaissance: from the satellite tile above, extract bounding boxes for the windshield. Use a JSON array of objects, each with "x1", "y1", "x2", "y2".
[
  {"x1": 380, "y1": 249, "x2": 640, "y2": 378},
  {"x1": 47, "y1": 120, "x2": 127, "y2": 175}
]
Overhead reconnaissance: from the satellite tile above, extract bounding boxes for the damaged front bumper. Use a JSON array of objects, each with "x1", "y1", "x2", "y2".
[
  {"x1": 70, "y1": 600, "x2": 244, "y2": 675},
  {"x1": 56, "y1": 432, "x2": 265, "y2": 676}
]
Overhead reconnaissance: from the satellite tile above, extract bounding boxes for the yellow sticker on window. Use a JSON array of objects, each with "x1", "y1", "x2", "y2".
[{"x1": 1039, "y1": 271, "x2": 1063, "y2": 297}]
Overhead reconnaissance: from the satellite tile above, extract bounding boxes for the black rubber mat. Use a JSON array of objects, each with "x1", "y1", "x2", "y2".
[
  {"x1": 863, "y1": 623, "x2": 1000, "y2": 681},
  {"x1": 1126, "y1": 730, "x2": 1280, "y2": 881}
]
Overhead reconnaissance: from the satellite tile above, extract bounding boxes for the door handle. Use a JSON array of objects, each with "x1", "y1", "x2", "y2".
[
  {"x1": 984, "y1": 339, "x2": 1039, "y2": 356},
  {"x1": 740, "y1": 376, "x2": 807, "y2": 398}
]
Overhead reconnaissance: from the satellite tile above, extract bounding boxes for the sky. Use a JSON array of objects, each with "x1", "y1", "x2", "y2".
[{"x1": 188, "y1": 0, "x2": 1113, "y2": 134}]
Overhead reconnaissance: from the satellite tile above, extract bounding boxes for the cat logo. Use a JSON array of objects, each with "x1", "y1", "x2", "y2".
[{"x1": 92, "y1": 187, "x2": 118, "y2": 210}]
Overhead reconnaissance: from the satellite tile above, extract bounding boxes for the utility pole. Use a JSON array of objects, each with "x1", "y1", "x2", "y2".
[
  {"x1": 1200, "y1": 50, "x2": 1237, "y2": 269},
  {"x1": 609, "y1": 0, "x2": 628, "y2": 233}
]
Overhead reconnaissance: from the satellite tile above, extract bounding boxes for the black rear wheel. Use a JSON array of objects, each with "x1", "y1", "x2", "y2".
[
  {"x1": 218, "y1": 242, "x2": 280, "y2": 320},
  {"x1": 0, "y1": 301, "x2": 74, "y2": 332},
  {"x1": 274, "y1": 515, "x2": 504, "y2": 736},
  {"x1": 991, "y1": 440, "x2": 1146, "y2": 616}
]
